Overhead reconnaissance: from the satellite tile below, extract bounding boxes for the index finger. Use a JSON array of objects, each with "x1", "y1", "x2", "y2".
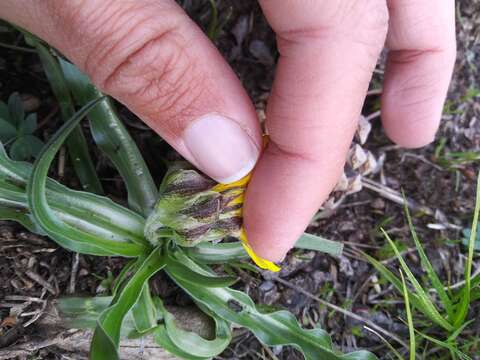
[{"x1": 245, "y1": 0, "x2": 389, "y2": 261}]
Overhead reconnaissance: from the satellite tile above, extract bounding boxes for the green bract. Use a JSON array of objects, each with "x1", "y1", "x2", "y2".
[
  {"x1": 0, "y1": 50, "x2": 375, "y2": 360},
  {"x1": 145, "y1": 167, "x2": 244, "y2": 247}
]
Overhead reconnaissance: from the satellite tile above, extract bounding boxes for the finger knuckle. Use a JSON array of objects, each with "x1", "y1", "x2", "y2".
[{"x1": 57, "y1": 1, "x2": 205, "y2": 126}]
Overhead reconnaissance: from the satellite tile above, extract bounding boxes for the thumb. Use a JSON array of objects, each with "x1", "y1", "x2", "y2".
[{"x1": 1, "y1": 0, "x2": 262, "y2": 184}]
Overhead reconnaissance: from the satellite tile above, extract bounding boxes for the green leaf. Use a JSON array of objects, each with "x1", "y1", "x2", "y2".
[
  {"x1": 27, "y1": 98, "x2": 147, "y2": 257},
  {"x1": 9, "y1": 137, "x2": 31, "y2": 161},
  {"x1": 295, "y1": 233, "x2": 344, "y2": 257},
  {"x1": 25, "y1": 135, "x2": 45, "y2": 158},
  {"x1": 168, "y1": 260, "x2": 376, "y2": 360},
  {"x1": 362, "y1": 251, "x2": 444, "y2": 329},
  {"x1": 166, "y1": 250, "x2": 238, "y2": 288},
  {"x1": 381, "y1": 230, "x2": 453, "y2": 331},
  {"x1": 10, "y1": 135, "x2": 44, "y2": 161},
  {"x1": 90, "y1": 247, "x2": 165, "y2": 359},
  {"x1": 462, "y1": 229, "x2": 480, "y2": 251},
  {"x1": 131, "y1": 284, "x2": 158, "y2": 334},
  {"x1": 399, "y1": 269, "x2": 415, "y2": 360},
  {"x1": 452, "y1": 172, "x2": 480, "y2": 328},
  {"x1": 402, "y1": 196, "x2": 454, "y2": 319},
  {"x1": 0, "y1": 142, "x2": 147, "y2": 248},
  {"x1": 153, "y1": 326, "x2": 209, "y2": 360},
  {"x1": 185, "y1": 241, "x2": 249, "y2": 263},
  {"x1": 156, "y1": 297, "x2": 231, "y2": 358},
  {"x1": 20, "y1": 113, "x2": 37, "y2": 135},
  {"x1": 60, "y1": 59, "x2": 158, "y2": 216},
  {"x1": 8, "y1": 92, "x2": 24, "y2": 126},
  {"x1": 0, "y1": 101, "x2": 9, "y2": 122},
  {"x1": 29, "y1": 37, "x2": 104, "y2": 194},
  {"x1": 0, "y1": 117, "x2": 17, "y2": 142},
  {"x1": 0, "y1": 206, "x2": 45, "y2": 235},
  {"x1": 186, "y1": 232, "x2": 343, "y2": 265}
]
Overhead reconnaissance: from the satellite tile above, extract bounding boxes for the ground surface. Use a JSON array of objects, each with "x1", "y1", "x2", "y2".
[{"x1": 0, "y1": 1, "x2": 479, "y2": 359}]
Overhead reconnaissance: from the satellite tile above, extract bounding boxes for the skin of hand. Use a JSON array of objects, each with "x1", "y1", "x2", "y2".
[{"x1": 1, "y1": 0, "x2": 456, "y2": 262}]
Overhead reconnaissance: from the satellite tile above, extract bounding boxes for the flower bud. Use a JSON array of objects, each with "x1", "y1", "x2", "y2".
[{"x1": 145, "y1": 168, "x2": 244, "y2": 247}]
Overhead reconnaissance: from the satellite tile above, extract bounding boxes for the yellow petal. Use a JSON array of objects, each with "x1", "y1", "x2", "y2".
[
  {"x1": 240, "y1": 228, "x2": 281, "y2": 272},
  {"x1": 212, "y1": 173, "x2": 251, "y2": 192}
]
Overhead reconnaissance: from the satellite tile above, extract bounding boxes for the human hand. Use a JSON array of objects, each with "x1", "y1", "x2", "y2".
[{"x1": 1, "y1": 0, "x2": 456, "y2": 261}]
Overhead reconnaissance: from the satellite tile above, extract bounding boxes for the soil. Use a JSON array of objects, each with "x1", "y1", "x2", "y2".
[{"x1": 1, "y1": 1, "x2": 479, "y2": 359}]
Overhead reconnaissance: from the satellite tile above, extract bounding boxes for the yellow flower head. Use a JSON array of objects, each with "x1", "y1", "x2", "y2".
[
  {"x1": 213, "y1": 174, "x2": 280, "y2": 272},
  {"x1": 145, "y1": 164, "x2": 280, "y2": 272}
]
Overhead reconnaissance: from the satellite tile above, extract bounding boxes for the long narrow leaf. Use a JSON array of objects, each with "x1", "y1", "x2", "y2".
[
  {"x1": 26, "y1": 35, "x2": 104, "y2": 194},
  {"x1": 185, "y1": 242, "x2": 249, "y2": 263},
  {"x1": 167, "y1": 257, "x2": 376, "y2": 360},
  {"x1": 153, "y1": 326, "x2": 209, "y2": 360},
  {"x1": 295, "y1": 233, "x2": 343, "y2": 257},
  {"x1": 27, "y1": 98, "x2": 147, "y2": 257},
  {"x1": 363, "y1": 251, "x2": 436, "y2": 322},
  {"x1": 0, "y1": 143, "x2": 147, "y2": 246},
  {"x1": 402, "y1": 196, "x2": 454, "y2": 319},
  {"x1": 90, "y1": 247, "x2": 165, "y2": 359},
  {"x1": 400, "y1": 269, "x2": 415, "y2": 360},
  {"x1": 186, "y1": 232, "x2": 343, "y2": 264},
  {"x1": 381, "y1": 230, "x2": 453, "y2": 331},
  {"x1": 131, "y1": 284, "x2": 158, "y2": 334},
  {"x1": 453, "y1": 172, "x2": 480, "y2": 328},
  {"x1": 60, "y1": 60, "x2": 158, "y2": 215},
  {"x1": 166, "y1": 250, "x2": 238, "y2": 288}
]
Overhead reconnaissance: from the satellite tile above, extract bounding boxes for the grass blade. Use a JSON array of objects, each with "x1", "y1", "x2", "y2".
[
  {"x1": 452, "y1": 172, "x2": 480, "y2": 328},
  {"x1": 26, "y1": 35, "x2": 104, "y2": 194},
  {"x1": 399, "y1": 269, "x2": 415, "y2": 360},
  {"x1": 60, "y1": 60, "x2": 158, "y2": 215},
  {"x1": 381, "y1": 229, "x2": 453, "y2": 331},
  {"x1": 27, "y1": 98, "x2": 147, "y2": 256},
  {"x1": 402, "y1": 195, "x2": 454, "y2": 319}
]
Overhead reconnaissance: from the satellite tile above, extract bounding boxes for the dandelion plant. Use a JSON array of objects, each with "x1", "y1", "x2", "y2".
[{"x1": 0, "y1": 54, "x2": 375, "y2": 360}]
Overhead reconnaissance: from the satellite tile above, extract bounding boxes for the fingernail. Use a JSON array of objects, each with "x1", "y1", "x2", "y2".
[{"x1": 183, "y1": 114, "x2": 260, "y2": 183}]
